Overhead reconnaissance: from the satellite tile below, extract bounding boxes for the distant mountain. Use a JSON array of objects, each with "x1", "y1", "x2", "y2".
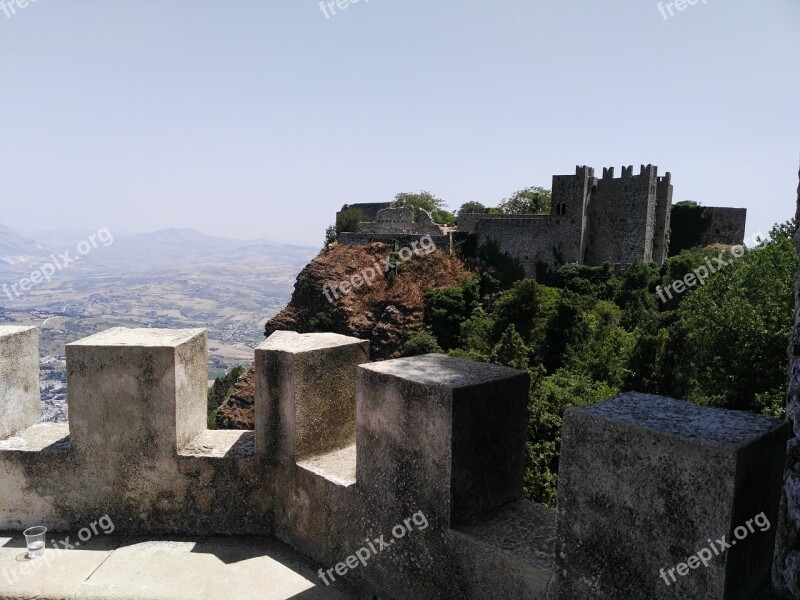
[
  {"x1": 0, "y1": 224, "x2": 52, "y2": 265},
  {"x1": 94, "y1": 228, "x2": 317, "y2": 270},
  {"x1": 0, "y1": 225, "x2": 317, "y2": 273}
]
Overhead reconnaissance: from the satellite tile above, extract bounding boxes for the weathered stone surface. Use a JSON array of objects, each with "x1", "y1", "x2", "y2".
[
  {"x1": 774, "y1": 166, "x2": 800, "y2": 598},
  {"x1": 357, "y1": 354, "x2": 530, "y2": 525},
  {"x1": 256, "y1": 331, "x2": 369, "y2": 564},
  {"x1": 255, "y1": 330, "x2": 369, "y2": 463},
  {"x1": 10, "y1": 326, "x2": 789, "y2": 599},
  {"x1": 357, "y1": 206, "x2": 446, "y2": 237},
  {"x1": 0, "y1": 327, "x2": 271, "y2": 536},
  {"x1": 0, "y1": 326, "x2": 40, "y2": 440},
  {"x1": 67, "y1": 327, "x2": 208, "y2": 455},
  {"x1": 553, "y1": 392, "x2": 789, "y2": 600}
]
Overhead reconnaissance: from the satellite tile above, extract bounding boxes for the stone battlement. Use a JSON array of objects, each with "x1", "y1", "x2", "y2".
[{"x1": 0, "y1": 325, "x2": 789, "y2": 599}]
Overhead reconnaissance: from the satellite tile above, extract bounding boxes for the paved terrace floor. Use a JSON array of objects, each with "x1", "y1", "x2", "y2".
[{"x1": 0, "y1": 533, "x2": 358, "y2": 600}]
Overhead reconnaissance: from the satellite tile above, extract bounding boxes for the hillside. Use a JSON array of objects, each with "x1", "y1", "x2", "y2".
[
  {"x1": 0, "y1": 224, "x2": 52, "y2": 265},
  {"x1": 265, "y1": 241, "x2": 470, "y2": 359}
]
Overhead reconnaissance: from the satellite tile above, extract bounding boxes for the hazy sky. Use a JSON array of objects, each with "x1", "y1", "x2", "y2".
[{"x1": 1, "y1": 1, "x2": 798, "y2": 246}]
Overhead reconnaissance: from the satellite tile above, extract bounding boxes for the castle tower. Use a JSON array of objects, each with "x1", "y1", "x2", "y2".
[
  {"x1": 550, "y1": 165, "x2": 596, "y2": 264},
  {"x1": 585, "y1": 164, "x2": 659, "y2": 267},
  {"x1": 652, "y1": 172, "x2": 673, "y2": 265}
]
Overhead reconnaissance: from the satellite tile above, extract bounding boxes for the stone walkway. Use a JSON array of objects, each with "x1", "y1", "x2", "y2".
[{"x1": 0, "y1": 532, "x2": 358, "y2": 600}]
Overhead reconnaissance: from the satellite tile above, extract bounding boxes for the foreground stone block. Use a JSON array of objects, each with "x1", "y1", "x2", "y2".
[
  {"x1": 66, "y1": 328, "x2": 208, "y2": 456},
  {"x1": 357, "y1": 354, "x2": 530, "y2": 525},
  {"x1": 255, "y1": 331, "x2": 369, "y2": 464},
  {"x1": 553, "y1": 392, "x2": 789, "y2": 600},
  {"x1": 0, "y1": 326, "x2": 40, "y2": 440}
]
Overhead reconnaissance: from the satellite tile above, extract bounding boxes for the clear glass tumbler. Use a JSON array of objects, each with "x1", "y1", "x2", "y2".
[{"x1": 23, "y1": 526, "x2": 47, "y2": 559}]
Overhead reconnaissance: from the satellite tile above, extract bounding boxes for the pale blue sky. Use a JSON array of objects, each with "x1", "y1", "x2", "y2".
[{"x1": 1, "y1": 1, "x2": 798, "y2": 246}]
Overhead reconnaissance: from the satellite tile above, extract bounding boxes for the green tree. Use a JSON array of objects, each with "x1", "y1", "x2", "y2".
[
  {"x1": 458, "y1": 306, "x2": 495, "y2": 359},
  {"x1": 677, "y1": 221, "x2": 798, "y2": 414},
  {"x1": 336, "y1": 208, "x2": 366, "y2": 235},
  {"x1": 554, "y1": 263, "x2": 620, "y2": 301},
  {"x1": 614, "y1": 262, "x2": 660, "y2": 331},
  {"x1": 542, "y1": 290, "x2": 593, "y2": 372},
  {"x1": 207, "y1": 366, "x2": 245, "y2": 429},
  {"x1": 457, "y1": 201, "x2": 489, "y2": 215},
  {"x1": 401, "y1": 331, "x2": 444, "y2": 357},
  {"x1": 525, "y1": 368, "x2": 618, "y2": 505},
  {"x1": 492, "y1": 279, "x2": 543, "y2": 345},
  {"x1": 393, "y1": 191, "x2": 445, "y2": 213},
  {"x1": 431, "y1": 209, "x2": 457, "y2": 226},
  {"x1": 323, "y1": 225, "x2": 337, "y2": 249},
  {"x1": 497, "y1": 187, "x2": 552, "y2": 215},
  {"x1": 492, "y1": 324, "x2": 531, "y2": 370},
  {"x1": 424, "y1": 279, "x2": 480, "y2": 350},
  {"x1": 562, "y1": 301, "x2": 633, "y2": 389},
  {"x1": 392, "y1": 191, "x2": 455, "y2": 226}
]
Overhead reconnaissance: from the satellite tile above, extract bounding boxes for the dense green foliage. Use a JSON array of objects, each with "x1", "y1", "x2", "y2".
[
  {"x1": 401, "y1": 331, "x2": 444, "y2": 357},
  {"x1": 668, "y1": 201, "x2": 712, "y2": 256},
  {"x1": 496, "y1": 187, "x2": 552, "y2": 215},
  {"x1": 207, "y1": 366, "x2": 245, "y2": 429},
  {"x1": 457, "y1": 201, "x2": 489, "y2": 215},
  {"x1": 419, "y1": 220, "x2": 798, "y2": 506},
  {"x1": 335, "y1": 208, "x2": 366, "y2": 235}
]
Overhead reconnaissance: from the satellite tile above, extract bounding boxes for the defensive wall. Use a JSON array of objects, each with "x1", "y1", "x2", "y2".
[{"x1": 0, "y1": 325, "x2": 790, "y2": 599}]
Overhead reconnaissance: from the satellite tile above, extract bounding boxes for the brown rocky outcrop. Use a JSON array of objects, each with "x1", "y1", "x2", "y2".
[
  {"x1": 265, "y1": 241, "x2": 469, "y2": 359},
  {"x1": 215, "y1": 241, "x2": 470, "y2": 430},
  {"x1": 215, "y1": 365, "x2": 255, "y2": 429}
]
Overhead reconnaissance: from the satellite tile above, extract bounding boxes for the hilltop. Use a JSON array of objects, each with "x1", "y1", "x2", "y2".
[{"x1": 264, "y1": 241, "x2": 470, "y2": 359}]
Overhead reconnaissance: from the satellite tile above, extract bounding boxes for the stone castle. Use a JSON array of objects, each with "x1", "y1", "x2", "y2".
[{"x1": 338, "y1": 165, "x2": 748, "y2": 275}]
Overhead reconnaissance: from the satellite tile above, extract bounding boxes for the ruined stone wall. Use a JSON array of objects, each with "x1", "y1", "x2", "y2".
[
  {"x1": 337, "y1": 202, "x2": 392, "y2": 224},
  {"x1": 698, "y1": 207, "x2": 748, "y2": 247},
  {"x1": 358, "y1": 206, "x2": 445, "y2": 236},
  {"x1": 668, "y1": 204, "x2": 747, "y2": 256},
  {"x1": 338, "y1": 232, "x2": 451, "y2": 251}
]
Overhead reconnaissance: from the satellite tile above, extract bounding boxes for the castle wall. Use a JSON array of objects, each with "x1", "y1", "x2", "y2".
[
  {"x1": 358, "y1": 206, "x2": 445, "y2": 236},
  {"x1": 698, "y1": 207, "x2": 747, "y2": 247},
  {"x1": 474, "y1": 216, "x2": 556, "y2": 276},
  {"x1": 668, "y1": 204, "x2": 748, "y2": 255},
  {"x1": 0, "y1": 327, "x2": 791, "y2": 599},
  {"x1": 338, "y1": 232, "x2": 451, "y2": 251},
  {"x1": 457, "y1": 212, "x2": 494, "y2": 234},
  {"x1": 337, "y1": 202, "x2": 392, "y2": 223}
]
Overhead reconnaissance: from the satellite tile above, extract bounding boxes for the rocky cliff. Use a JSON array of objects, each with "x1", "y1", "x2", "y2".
[
  {"x1": 265, "y1": 241, "x2": 469, "y2": 359},
  {"x1": 216, "y1": 241, "x2": 470, "y2": 429}
]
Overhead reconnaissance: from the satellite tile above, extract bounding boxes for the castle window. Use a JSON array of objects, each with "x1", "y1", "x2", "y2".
[{"x1": 555, "y1": 203, "x2": 567, "y2": 216}]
